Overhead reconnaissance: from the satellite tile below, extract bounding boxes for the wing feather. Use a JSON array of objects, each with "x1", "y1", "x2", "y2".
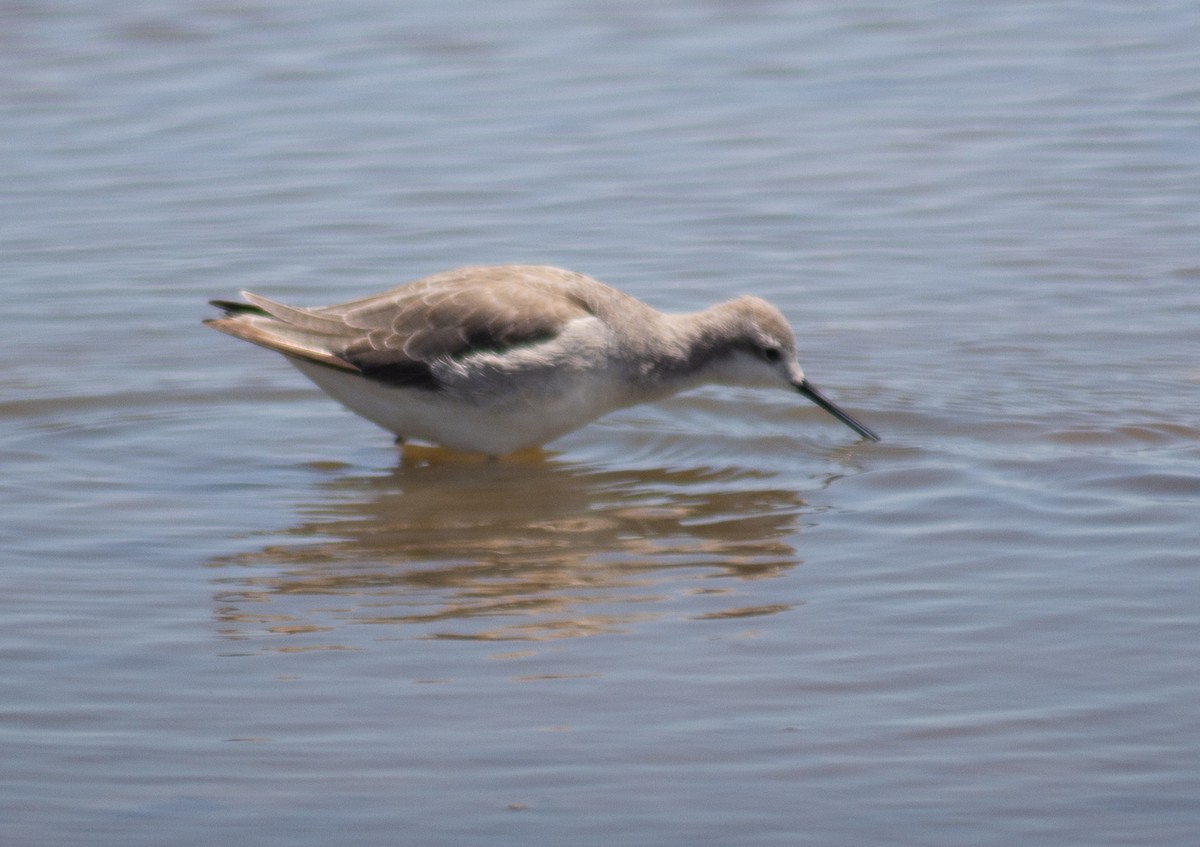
[{"x1": 206, "y1": 266, "x2": 595, "y2": 390}]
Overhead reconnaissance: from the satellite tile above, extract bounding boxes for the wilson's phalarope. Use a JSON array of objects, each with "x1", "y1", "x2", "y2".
[{"x1": 206, "y1": 264, "x2": 879, "y2": 455}]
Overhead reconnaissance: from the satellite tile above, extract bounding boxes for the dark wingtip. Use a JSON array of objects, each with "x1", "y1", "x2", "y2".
[{"x1": 208, "y1": 299, "x2": 268, "y2": 317}]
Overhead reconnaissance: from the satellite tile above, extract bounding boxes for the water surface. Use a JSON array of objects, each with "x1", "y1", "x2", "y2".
[{"x1": 3, "y1": 2, "x2": 1199, "y2": 845}]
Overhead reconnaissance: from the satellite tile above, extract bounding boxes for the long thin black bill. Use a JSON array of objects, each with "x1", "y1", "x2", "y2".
[{"x1": 795, "y1": 380, "x2": 880, "y2": 442}]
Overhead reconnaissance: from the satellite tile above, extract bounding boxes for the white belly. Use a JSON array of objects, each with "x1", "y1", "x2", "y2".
[{"x1": 288, "y1": 357, "x2": 632, "y2": 455}]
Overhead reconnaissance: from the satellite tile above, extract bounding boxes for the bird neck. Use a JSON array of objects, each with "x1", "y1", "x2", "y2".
[{"x1": 619, "y1": 307, "x2": 741, "y2": 395}]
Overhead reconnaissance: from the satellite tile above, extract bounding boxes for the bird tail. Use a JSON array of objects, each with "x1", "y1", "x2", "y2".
[{"x1": 204, "y1": 292, "x2": 359, "y2": 372}]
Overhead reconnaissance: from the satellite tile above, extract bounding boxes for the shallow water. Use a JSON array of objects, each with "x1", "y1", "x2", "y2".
[{"x1": 3, "y1": 1, "x2": 1199, "y2": 845}]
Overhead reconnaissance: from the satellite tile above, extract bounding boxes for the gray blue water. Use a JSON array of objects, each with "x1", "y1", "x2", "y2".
[{"x1": 3, "y1": 2, "x2": 1199, "y2": 844}]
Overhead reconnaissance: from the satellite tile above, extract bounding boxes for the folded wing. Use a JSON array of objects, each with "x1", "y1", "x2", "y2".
[{"x1": 205, "y1": 265, "x2": 594, "y2": 391}]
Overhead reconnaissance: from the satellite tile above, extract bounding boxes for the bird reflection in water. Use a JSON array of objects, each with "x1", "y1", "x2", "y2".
[{"x1": 210, "y1": 447, "x2": 810, "y2": 645}]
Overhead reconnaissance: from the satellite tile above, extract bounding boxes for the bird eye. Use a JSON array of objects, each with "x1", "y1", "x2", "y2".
[{"x1": 761, "y1": 346, "x2": 782, "y2": 363}]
